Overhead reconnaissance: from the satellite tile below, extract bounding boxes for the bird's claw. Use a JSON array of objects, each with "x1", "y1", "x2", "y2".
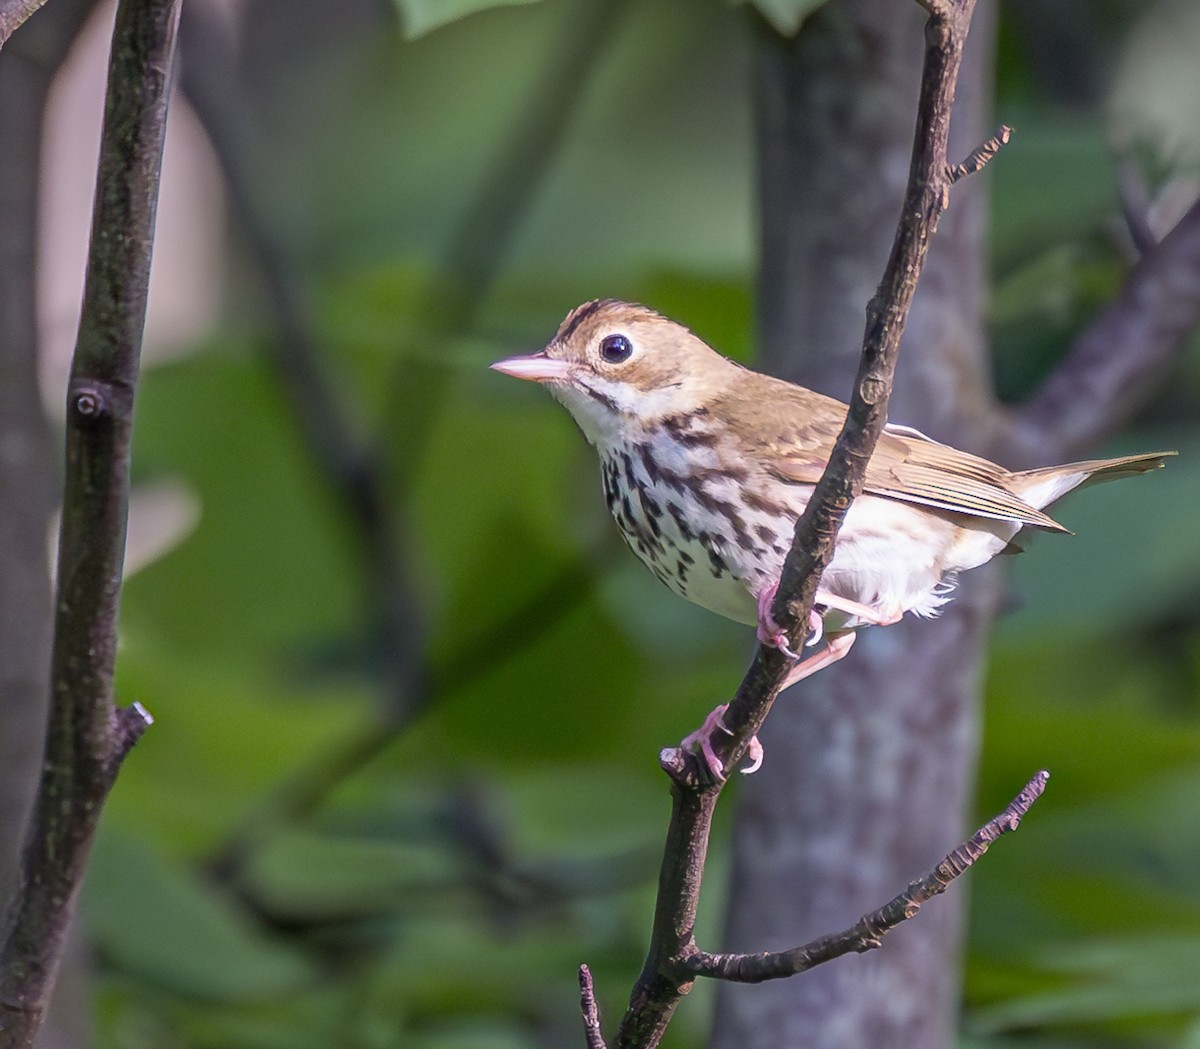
[
  {"x1": 805, "y1": 608, "x2": 824, "y2": 647},
  {"x1": 755, "y1": 584, "x2": 824, "y2": 658},
  {"x1": 680, "y1": 704, "x2": 764, "y2": 778}
]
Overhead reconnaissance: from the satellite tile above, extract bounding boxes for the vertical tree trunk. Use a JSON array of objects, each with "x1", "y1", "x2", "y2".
[{"x1": 712, "y1": 3, "x2": 997, "y2": 1047}]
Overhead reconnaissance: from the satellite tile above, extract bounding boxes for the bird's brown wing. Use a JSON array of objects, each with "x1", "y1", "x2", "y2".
[{"x1": 771, "y1": 421, "x2": 1068, "y2": 532}]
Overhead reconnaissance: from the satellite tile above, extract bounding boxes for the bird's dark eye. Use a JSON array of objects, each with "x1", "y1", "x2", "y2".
[{"x1": 599, "y1": 333, "x2": 633, "y2": 364}]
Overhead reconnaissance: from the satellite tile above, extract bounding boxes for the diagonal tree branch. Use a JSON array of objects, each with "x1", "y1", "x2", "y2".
[
  {"x1": 181, "y1": 0, "x2": 627, "y2": 728},
  {"x1": 179, "y1": 0, "x2": 626, "y2": 875},
  {"x1": 684, "y1": 771, "x2": 1047, "y2": 982},
  {"x1": 997, "y1": 195, "x2": 1200, "y2": 466},
  {"x1": 598, "y1": 4, "x2": 991, "y2": 1048},
  {"x1": 721, "y1": 0, "x2": 981, "y2": 773},
  {"x1": 0, "y1": 0, "x2": 179, "y2": 1044},
  {"x1": 177, "y1": 2, "x2": 432, "y2": 730}
]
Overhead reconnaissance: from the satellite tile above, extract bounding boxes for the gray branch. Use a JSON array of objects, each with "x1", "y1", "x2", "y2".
[
  {"x1": 685, "y1": 771, "x2": 1047, "y2": 982},
  {"x1": 0, "y1": 0, "x2": 179, "y2": 1043},
  {"x1": 998, "y1": 196, "x2": 1200, "y2": 465}
]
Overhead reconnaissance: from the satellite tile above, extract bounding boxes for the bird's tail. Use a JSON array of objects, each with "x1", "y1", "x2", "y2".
[{"x1": 1009, "y1": 451, "x2": 1174, "y2": 515}]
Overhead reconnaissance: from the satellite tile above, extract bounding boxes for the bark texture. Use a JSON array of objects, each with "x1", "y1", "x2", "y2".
[
  {"x1": 712, "y1": 3, "x2": 997, "y2": 1047},
  {"x1": 0, "y1": 0, "x2": 176, "y2": 1042}
]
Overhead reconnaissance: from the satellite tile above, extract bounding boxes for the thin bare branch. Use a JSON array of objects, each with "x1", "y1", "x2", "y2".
[
  {"x1": 998, "y1": 196, "x2": 1200, "y2": 465},
  {"x1": 580, "y1": 965, "x2": 608, "y2": 1049},
  {"x1": 717, "y1": 0, "x2": 978, "y2": 789},
  {"x1": 0, "y1": 0, "x2": 180, "y2": 1042},
  {"x1": 1115, "y1": 156, "x2": 1158, "y2": 255},
  {"x1": 684, "y1": 771, "x2": 1048, "y2": 982},
  {"x1": 949, "y1": 124, "x2": 1011, "y2": 185},
  {"x1": 113, "y1": 701, "x2": 154, "y2": 759}
]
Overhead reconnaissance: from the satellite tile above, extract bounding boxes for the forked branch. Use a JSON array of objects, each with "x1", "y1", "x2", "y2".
[
  {"x1": 721, "y1": 0, "x2": 988, "y2": 776},
  {"x1": 684, "y1": 771, "x2": 1047, "y2": 981},
  {"x1": 584, "y1": 3, "x2": 1024, "y2": 1049}
]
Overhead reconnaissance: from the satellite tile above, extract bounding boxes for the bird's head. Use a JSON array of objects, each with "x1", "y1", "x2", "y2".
[{"x1": 491, "y1": 299, "x2": 741, "y2": 446}]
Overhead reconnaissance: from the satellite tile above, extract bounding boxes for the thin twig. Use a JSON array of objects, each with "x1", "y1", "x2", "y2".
[
  {"x1": 0, "y1": 0, "x2": 180, "y2": 1043},
  {"x1": 948, "y1": 123, "x2": 1011, "y2": 185},
  {"x1": 1115, "y1": 155, "x2": 1157, "y2": 255},
  {"x1": 179, "y1": 0, "x2": 625, "y2": 696},
  {"x1": 580, "y1": 965, "x2": 608, "y2": 1049},
  {"x1": 716, "y1": 0, "x2": 983, "y2": 789},
  {"x1": 0, "y1": 0, "x2": 98, "y2": 899},
  {"x1": 684, "y1": 771, "x2": 1048, "y2": 981}
]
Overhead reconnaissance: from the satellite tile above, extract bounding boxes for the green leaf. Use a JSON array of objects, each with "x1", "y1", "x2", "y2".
[
  {"x1": 740, "y1": 0, "x2": 829, "y2": 36},
  {"x1": 990, "y1": 117, "x2": 1117, "y2": 270},
  {"x1": 240, "y1": 827, "x2": 463, "y2": 922},
  {"x1": 126, "y1": 347, "x2": 361, "y2": 672},
  {"x1": 972, "y1": 935, "x2": 1200, "y2": 1032},
  {"x1": 87, "y1": 828, "x2": 315, "y2": 1000},
  {"x1": 394, "y1": 0, "x2": 546, "y2": 40},
  {"x1": 107, "y1": 637, "x2": 372, "y2": 854}
]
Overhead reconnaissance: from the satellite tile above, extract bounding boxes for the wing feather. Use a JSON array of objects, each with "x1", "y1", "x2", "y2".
[{"x1": 771, "y1": 420, "x2": 1068, "y2": 532}]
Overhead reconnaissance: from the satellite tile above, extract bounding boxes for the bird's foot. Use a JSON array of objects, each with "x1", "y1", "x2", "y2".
[
  {"x1": 755, "y1": 583, "x2": 824, "y2": 658},
  {"x1": 757, "y1": 580, "x2": 903, "y2": 650},
  {"x1": 680, "y1": 704, "x2": 764, "y2": 778}
]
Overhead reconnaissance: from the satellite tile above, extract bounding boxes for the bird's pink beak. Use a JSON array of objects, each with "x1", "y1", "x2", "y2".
[{"x1": 490, "y1": 350, "x2": 573, "y2": 383}]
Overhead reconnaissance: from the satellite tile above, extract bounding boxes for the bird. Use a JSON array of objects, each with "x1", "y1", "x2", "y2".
[{"x1": 492, "y1": 299, "x2": 1171, "y2": 774}]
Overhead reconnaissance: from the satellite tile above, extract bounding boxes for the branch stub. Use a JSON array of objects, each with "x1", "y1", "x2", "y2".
[{"x1": 68, "y1": 381, "x2": 114, "y2": 428}]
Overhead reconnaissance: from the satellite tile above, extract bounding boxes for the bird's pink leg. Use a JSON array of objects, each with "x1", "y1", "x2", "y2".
[
  {"x1": 814, "y1": 590, "x2": 903, "y2": 627},
  {"x1": 756, "y1": 581, "x2": 901, "y2": 654},
  {"x1": 681, "y1": 632, "x2": 857, "y2": 778},
  {"x1": 680, "y1": 704, "x2": 764, "y2": 779},
  {"x1": 780, "y1": 631, "x2": 856, "y2": 690},
  {"x1": 755, "y1": 583, "x2": 823, "y2": 657}
]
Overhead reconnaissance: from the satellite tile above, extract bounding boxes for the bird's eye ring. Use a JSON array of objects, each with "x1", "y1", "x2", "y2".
[{"x1": 599, "y1": 333, "x2": 633, "y2": 364}]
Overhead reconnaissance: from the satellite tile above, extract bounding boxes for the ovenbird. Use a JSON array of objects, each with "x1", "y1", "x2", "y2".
[{"x1": 493, "y1": 300, "x2": 1170, "y2": 771}]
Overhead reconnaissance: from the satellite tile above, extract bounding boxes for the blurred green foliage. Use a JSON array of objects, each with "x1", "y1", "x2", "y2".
[{"x1": 76, "y1": 0, "x2": 1200, "y2": 1047}]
